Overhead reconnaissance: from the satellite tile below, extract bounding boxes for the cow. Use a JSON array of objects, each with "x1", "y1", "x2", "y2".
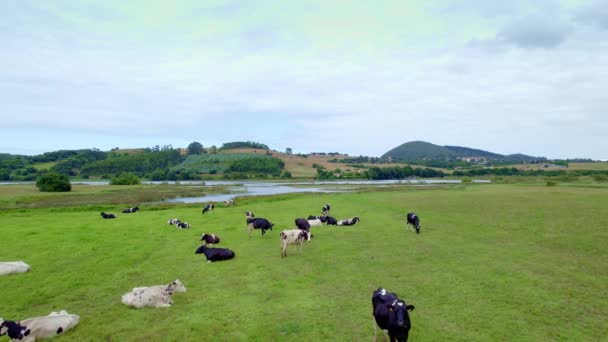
[
  {"x1": 245, "y1": 211, "x2": 255, "y2": 218},
  {"x1": 122, "y1": 207, "x2": 139, "y2": 213},
  {"x1": 406, "y1": 213, "x2": 421, "y2": 234},
  {"x1": 168, "y1": 218, "x2": 181, "y2": 225},
  {"x1": 195, "y1": 245, "x2": 235, "y2": 262},
  {"x1": 372, "y1": 288, "x2": 415, "y2": 342},
  {"x1": 202, "y1": 203, "x2": 215, "y2": 214},
  {"x1": 337, "y1": 217, "x2": 360, "y2": 226},
  {"x1": 0, "y1": 261, "x2": 31, "y2": 276},
  {"x1": 224, "y1": 199, "x2": 235, "y2": 207},
  {"x1": 307, "y1": 215, "x2": 328, "y2": 223},
  {"x1": 280, "y1": 229, "x2": 311, "y2": 258},
  {"x1": 100, "y1": 212, "x2": 117, "y2": 219},
  {"x1": 246, "y1": 217, "x2": 273, "y2": 237},
  {"x1": 322, "y1": 204, "x2": 331, "y2": 215},
  {"x1": 0, "y1": 310, "x2": 80, "y2": 342},
  {"x1": 200, "y1": 233, "x2": 220, "y2": 246},
  {"x1": 121, "y1": 280, "x2": 186, "y2": 308},
  {"x1": 295, "y1": 218, "x2": 311, "y2": 232},
  {"x1": 176, "y1": 222, "x2": 191, "y2": 229}
]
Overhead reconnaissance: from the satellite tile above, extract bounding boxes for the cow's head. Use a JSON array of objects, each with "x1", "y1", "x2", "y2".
[
  {"x1": 170, "y1": 279, "x2": 187, "y2": 293},
  {"x1": 353, "y1": 217, "x2": 360, "y2": 223},
  {"x1": 195, "y1": 245, "x2": 207, "y2": 254},
  {"x1": 0, "y1": 320, "x2": 30, "y2": 340},
  {"x1": 300, "y1": 230, "x2": 311, "y2": 241},
  {"x1": 387, "y1": 299, "x2": 415, "y2": 339}
]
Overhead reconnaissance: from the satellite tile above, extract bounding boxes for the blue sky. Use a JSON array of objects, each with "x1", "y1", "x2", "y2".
[{"x1": 1, "y1": 0, "x2": 607, "y2": 159}]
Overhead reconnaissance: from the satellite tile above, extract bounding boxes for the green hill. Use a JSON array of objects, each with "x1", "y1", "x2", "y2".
[{"x1": 381, "y1": 141, "x2": 457, "y2": 160}]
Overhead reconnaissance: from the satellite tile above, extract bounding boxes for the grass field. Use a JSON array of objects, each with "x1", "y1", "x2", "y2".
[{"x1": 1, "y1": 184, "x2": 607, "y2": 341}]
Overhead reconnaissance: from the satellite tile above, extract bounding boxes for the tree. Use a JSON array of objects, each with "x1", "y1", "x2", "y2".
[
  {"x1": 209, "y1": 146, "x2": 218, "y2": 154},
  {"x1": 36, "y1": 172, "x2": 71, "y2": 192},
  {"x1": 110, "y1": 172, "x2": 141, "y2": 185},
  {"x1": 187, "y1": 142, "x2": 204, "y2": 155}
]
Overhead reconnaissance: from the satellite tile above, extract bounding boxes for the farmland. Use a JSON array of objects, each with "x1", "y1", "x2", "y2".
[{"x1": 1, "y1": 183, "x2": 607, "y2": 340}]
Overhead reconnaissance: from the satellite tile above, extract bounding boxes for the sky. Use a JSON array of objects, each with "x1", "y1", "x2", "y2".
[{"x1": 1, "y1": 0, "x2": 607, "y2": 160}]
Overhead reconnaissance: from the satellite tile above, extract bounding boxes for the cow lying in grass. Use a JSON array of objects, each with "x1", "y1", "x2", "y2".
[
  {"x1": 195, "y1": 245, "x2": 235, "y2": 262},
  {"x1": 100, "y1": 212, "x2": 117, "y2": 219},
  {"x1": 0, "y1": 261, "x2": 31, "y2": 276},
  {"x1": 121, "y1": 280, "x2": 186, "y2": 308},
  {"x1": 200, "y1": 233, "x2": 220, "y2": 246},
  {"x1": 1, "y1": 310, "x2": 80, "y2": 342},
  {"x1": 122, "y1": 207, "x2": 139, "y2": 213},
  {"x1": 337, "y1": 217, "x2": 360, "y2": 226}
]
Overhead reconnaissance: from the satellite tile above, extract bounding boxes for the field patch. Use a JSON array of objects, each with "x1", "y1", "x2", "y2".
[{"x1": 1, "y1": 185, "x2": 607, "y2": 340}]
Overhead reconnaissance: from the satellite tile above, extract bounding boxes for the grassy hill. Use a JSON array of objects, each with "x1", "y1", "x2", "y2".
[{"x1": 381, "y1": 141, "x2": 457, "y2": 160}]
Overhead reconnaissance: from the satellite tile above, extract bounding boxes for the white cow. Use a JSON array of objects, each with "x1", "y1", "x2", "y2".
[
  {"x1": 121, "y1": 279, "x2": 186, "y2": 308},
  {"x1": 280, "y1": 229, "x2": 311, "y2": 258},
  {"x1": 0, "y1": 261, "x2": 31, "y2": 276},
  {"x1": 0, "y1": 310, "x2": 79, "y2": 342}
]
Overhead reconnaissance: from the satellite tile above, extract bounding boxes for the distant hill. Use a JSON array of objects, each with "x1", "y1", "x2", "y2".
[
  {"x1": 381, "y1": 141, "x2": 457, "y2": 160},
  {"x1": 382, "y1": 141, "x2": 545, "y2": 162}
]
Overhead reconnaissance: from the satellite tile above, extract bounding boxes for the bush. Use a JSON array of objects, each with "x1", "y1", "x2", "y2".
[
  {"x1": 592, "y1": 174, "x2": 608, "y2": 182},
  {"x1": 111, "y1": 172, "x2": 141, "y2": 185},
  {"x1": 36, "y1": 172, "x2": 71, "y2": 192},
  {"x1": 546, "y1": 181, "x2": 557, "y2": 187}
]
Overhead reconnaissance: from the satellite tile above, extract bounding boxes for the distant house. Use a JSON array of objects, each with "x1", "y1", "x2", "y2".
[{"x1": 459, "y1": 156, "x2": 487, "y2": 163}]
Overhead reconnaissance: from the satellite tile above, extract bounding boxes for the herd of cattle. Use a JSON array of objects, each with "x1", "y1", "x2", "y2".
[{"x1": 1, "y1": 199, "x2": 422, "y2": 341}]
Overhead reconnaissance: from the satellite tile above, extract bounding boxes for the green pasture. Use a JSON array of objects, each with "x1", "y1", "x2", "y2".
[
  {"x1": 1, "y1": 185, "x2": 607, "y2": 341},
  {"x1": 174, "y1": 153, "x2": 271, "y2": 174}
]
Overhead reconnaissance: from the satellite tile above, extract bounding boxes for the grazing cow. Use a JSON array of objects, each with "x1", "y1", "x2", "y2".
[
  {"x1": 322, "y1": 204, "x2": 331, "y2": 215},
  {"x1": 246, "y1": 218, "x2": 274, "y2": 237},
  {"x1": 295, "y1": 218, "x2": 311, "y2": 232},
  {"x1": 121, "y1": 280, "x2": 186, "y2": 308},
  {"x1": 176, "y1": 222, "x2": 191, "y2": 229},
  {"x1": 200, "y1": 233, "x2": 220, "y2": 246},
  {"x1": 372, "y1": 288, "x2": 415, "y2": 342},
  {"x1": 245, "y1": 211, "x2": 255, "y2": 218},
  {"x1": 122, "y1": 207, "x2": 139, "y2": 213},
  {"x1": 0, "y1": 261, "x2": 31, "y2": 276},
  {"x1": 224, "y1": 199, "x2": 235, "y2": 207},
  {"x1": 202, "y1": 203, "x2": 215, "y2": 214},
  {"x1": 280, "y1": 229, "x2": 311, "y2": 258},
  {"x1": 195, "y1": 245, "x2": 235, "y2": 262},
  {"x1": 406, "y1": 213, "x2": 421, "y2": 234},
  {"x1": 100, "y1": 212, "x2": 117, "y2": 219},
  {"x1": 1, "y1": 310, "x2": 80, "y2": 342},
  {"x1": 325, "y1": 216, "x2": 338, "y2": 226},
  {"x1": 337, "y1": 217, "x2": 360, "y2": 226}
]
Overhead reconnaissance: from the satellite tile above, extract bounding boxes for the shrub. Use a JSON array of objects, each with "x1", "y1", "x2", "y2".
[
  {"x1": 546, "y1": 181, "x2": 557, "y2": 187},
  {"x1": 36, "y1": 172, "x2": 71, "y2": 192},
  {"x1": 111, "y1": 172, "x2": 141, "y2": 185},
  {"x1": 592, "y1": 174, "x2": 608, "y2": 182}
]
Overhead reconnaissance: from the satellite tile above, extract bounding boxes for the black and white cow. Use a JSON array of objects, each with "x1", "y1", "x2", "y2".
[
  {"x1": 372, "y1": 288, "x2": 415, "y2": 342},
  {"x1": 322, "y1": 204, "x2": 331, "y2": 215},
  {"x1": 337, "y1": 217, "x2": 360, "y2": 226},
  {"x1": 200, "y1": 233, "x2": 220, "y2": 246},
  {"x1": 307, "y1": 215, "x2": 328, "y2": 223},
  {"x1": 246, "y1": 218, "x2": 273, "y2": 237},
  {"x1": 295, "y1": 218, "x2": 311, "y2": 232},
  {"x1": 224, "y1": 199, "x2": 235, "y2": 207},
  {"x1": 176, "y1": 222, "x2": 191, "y2": 229},
  {"x1": 245, "y1": 211, "x2": 255, "y2": 218},
  {"x1": 100, "y1": 212, "x2": 117, "y2": 219},
  {"x1": 195, "y1": 245, "x2": 235, "y2": 262},
  {"x1": 122, "y1": 207, "x2": 139, "y2": 213},
  {"x1": 202, "y1": 203, "x2": 215, "y2": 214},
  {"x1": 1, "y1": 310, "x2": 80, "y2": 342},
  {"x1": 168, "y1": 218, "x2": 181, "y2": 225},
  {"x1": 406, "y1": 213, "x2": 421, "y2": 234}
]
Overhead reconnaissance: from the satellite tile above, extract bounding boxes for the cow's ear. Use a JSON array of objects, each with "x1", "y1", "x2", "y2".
[{"x1": 407, "y1": 305, "x2": 415, "y2": 311}]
